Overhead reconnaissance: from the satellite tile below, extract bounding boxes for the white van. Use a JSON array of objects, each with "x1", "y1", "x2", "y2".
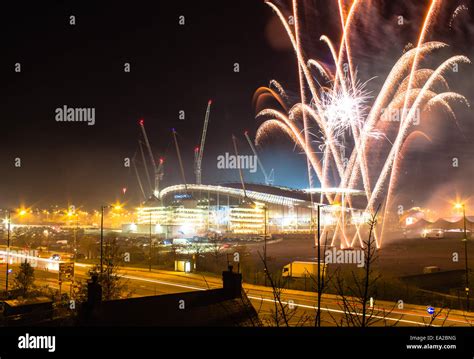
[{"x1": 421, "y1": 229, "x2": 444, "y2": 239}]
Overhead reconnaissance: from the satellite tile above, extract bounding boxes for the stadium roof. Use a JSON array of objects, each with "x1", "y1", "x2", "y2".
[
  {"x1": 160, "y1": 184, "x2": 309, "y2": 207},
  {"x1": 159, "y1": 183, "x2": 366, "y2": 208}
]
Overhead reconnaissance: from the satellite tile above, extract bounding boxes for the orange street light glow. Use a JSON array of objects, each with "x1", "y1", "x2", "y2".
[{"x1": 455, "y1": 203, "x2": 464, "y2": 210}]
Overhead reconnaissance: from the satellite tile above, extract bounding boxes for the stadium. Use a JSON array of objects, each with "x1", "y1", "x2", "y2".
[
  {"x1": 127, "y1": 107, "x2": 370, "y2": 239},
  {"x1": 125, "y1": 183, "x2": 369, "y2": 238}
]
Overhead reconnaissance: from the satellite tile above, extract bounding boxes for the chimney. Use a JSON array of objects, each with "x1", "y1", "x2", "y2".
[
  {"x1": 222, "y1": 265, "x2": 242, "y2": 298},
  {"x1": 87, "y1": 273, "x2": 103, "y2": 305}
]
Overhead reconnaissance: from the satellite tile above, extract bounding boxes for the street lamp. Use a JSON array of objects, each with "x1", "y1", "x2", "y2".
[
  {"x1": 455, "y1": 202, "x2": 469, "y2": 311},
  {"x1": 263, "y1": 205, "x2": 268, "y2": 285},
  {"x1": 73, "y1": 213, "x2": 79, "y2": 261},
  {"x1": 149, "y1": 211, "x2": 152, "y2": 272},
  {"x1": 100, "y1": 205, "x2": 112, "y2": 274},
  {"x1": 5, "y1": 208, "x2": 27, "y2": 293},
  {"x1": 4, "y1": 210, "x2": 11, "y2": 293},
  {"x1": 262, "y1": 206, "x2": 267, "y2": 260},
  {"x1": 251, "y1": 202, "x2": 268, "y2": 285},
  {"x1": 315, "y1": 203, "x2": 331, "y2": 327},
  {"x1": 67, "y1": 209, "x2": 79, "y2": 260}
]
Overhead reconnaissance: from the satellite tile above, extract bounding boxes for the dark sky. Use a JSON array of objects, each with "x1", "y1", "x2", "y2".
[
  {"x1": 0, "y1": 1, "x2": 473, "y2": 213},
  {"x1": 0, "y1": 1, "x2": 302, "y2": 209}
]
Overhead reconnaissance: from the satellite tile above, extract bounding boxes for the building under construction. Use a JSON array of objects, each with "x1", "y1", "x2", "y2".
[
  {"x1": 127, "y1": 101, "x2": 368, "y2": 238},
  {"x1": 125, "y1": 182, "x2": 368, "y2": 237}
]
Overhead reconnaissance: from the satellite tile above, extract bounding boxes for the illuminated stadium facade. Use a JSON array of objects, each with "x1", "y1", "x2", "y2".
[{"x1": 128, "y1": 183, "x2": 369, "y2": 237}]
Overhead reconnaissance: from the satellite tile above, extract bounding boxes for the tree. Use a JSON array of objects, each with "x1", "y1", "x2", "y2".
[
  {"x1": 78, "y1": 235, "x2": 98, "y2": 259},
  {"x1": 12, "y1": 228, "x2": 34, "y2": 248},
  {"x1": 309, "y1": 229, "x2": 335, "y2": 326},
  {"x1": 209, "y1": 234, "x2": 223, "y2": 264},
  {"x1": 257, "y1": 252, "x2": 311, "y2": 327},
  {"x1": 188, "y1": 239, "x2": 205, "y2": 271},
  {"x1": 13, "y1": 261, "x2": 35, "y2": 297},
  {"x1": 87, "y1": 236, "x2": 133, "y2": 301},
  {"x1": 329, "y1": 204, "x2": 400, "y2": 327}
]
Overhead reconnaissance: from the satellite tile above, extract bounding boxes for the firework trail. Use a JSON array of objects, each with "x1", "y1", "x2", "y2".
[
  {"x1": 254, "y1": 0, "x2": 470, "y2": 248},
  {"x1": 450, "y1": 4, "x2": 468, "y2": 29}
]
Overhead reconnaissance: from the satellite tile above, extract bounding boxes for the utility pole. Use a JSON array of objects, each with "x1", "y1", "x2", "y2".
[
  {"x1": 317, "y1": 204, "x2": 321, "y2": 327},
  {"x1": 456, "y1": 202, "x2": 470, "y2": 311},
  {"x1": 149, "y1": 212, "x2": 152, "y2": 272},
  {"x1": 5, "y1": 210, "x2": 11, "y2": 293},
  {"x1": 74, "y1": 213, "x2": 78, "y2": 261},
  {"x1": 463, "y1": 204, "x2": 470, "y2": 311},
  {"x1": 100, "y1": 205, "x2": 110, "y2": 274},
  {"x1": 316, "y1": 203, "x2": 329, "y2": 327},
  {"x1": 264, "y1": 205, "x2": 267, "y2": 286}
]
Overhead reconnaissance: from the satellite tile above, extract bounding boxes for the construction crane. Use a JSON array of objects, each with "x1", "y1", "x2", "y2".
[
  {"x1": 139, "y1": 118, "x2": 164, "y2": 197},
  {"x1": 194, "y1": 100, "x2": 212, "y2": 185},
  {"x1": 193, "y1": 146, "x2": 200, "y2": 183},
  {"x1": 157, "y1": 157, "x2": 165, "y2": 185},
  {"x1": 138, "y1": 140, "x2": 153, "y2": 196},
  {"x1": 131, "y1": 152, "x2": 146, "y2": 201},
  {"x1": 244, "y1": 131, "x2": 274, "y2": 186},
  {"x1": 172, "y1": 128, "x2": 187, "y2": 190},
  {"x1": 232, "y1": 134, "x2": 247, "y2": 199}
]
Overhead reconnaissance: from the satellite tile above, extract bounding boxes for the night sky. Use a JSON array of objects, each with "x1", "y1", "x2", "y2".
[{"x1": 0, "y1": 1, "x2": 473, "y2": 213}]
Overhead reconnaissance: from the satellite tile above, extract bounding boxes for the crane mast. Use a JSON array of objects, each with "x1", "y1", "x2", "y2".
[
  {"x1": 232, "y1": 135, "x2": 247, "y2": 198},
  {"x1": 155, "y1": 156, "x2": 165, "y2": 197},
  {"x1": 139, "y1": 119, "x2": 163, "y2": 197},
  {"x1": 194, "y1": 100, "x2": 212, "y2": 185},
  {"x1": 172, "y1": 128, "x2": 187, "y2": 190},
  {"x1": 193, "y1": 146, "x2": 199, "y2": 182},
  {"x1": 157, "y1": 157, "x2": 165, "y2": 182},
  {"x1": 138, "y1": 140, "x2": 153, "y2": 195},
  {"x1": 132, "y1": 153, "x2": 146, "y2": 201},
  {"x1": 244, "y1": 131, "x2": 274, "y2": 185}
]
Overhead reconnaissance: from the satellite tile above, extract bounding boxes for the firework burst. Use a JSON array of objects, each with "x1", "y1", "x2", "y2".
[{"x1": 254, "y1": 0, "x2": 471, "y2": 248}]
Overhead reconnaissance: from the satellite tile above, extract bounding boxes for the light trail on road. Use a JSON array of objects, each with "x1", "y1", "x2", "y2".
[
  {"x1": 246, "y1": 295, "x2": 437, "y2": 327},
  {"x1": 2, "y1": 251, "x2": 472, "y2": 326},
  {"x1": 122, "y1": 274, "x2": 208, "y2": 292}
]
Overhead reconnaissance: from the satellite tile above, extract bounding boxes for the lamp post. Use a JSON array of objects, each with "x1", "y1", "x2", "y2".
[
  {"x1": 4, "y1": 208, "x2": 24, "y2": 293},
  {"x1": 68, "y1": 209, "x2": 78, "y2": 261},
  {"x1": 74, "y1": 213, "x2": 78, "y2": 261},
  {"x1": 149, "y1": 211, "x2": 152, "y2": 272},
  {"x1": 252, "y1": 202, "x2": 268, "y2": 286},
  {"x1": 455, "y1": 202, "x2": 469, "y2": 311},
  {"x1": 100, "y1": 205, "x2": 111, "y2": 274},
  {"x1": 462, "y1": 204, "x2": 469, "y2": 311},
  {"x1": 5, "y1": 210, "x2": 11, "y2": 293},
  {"x1": 263, "y1": 205, "x2": 268, "y2": 286},
  {"x1": 263, "y1": 206, "x2": 267, "y2": 262},
  {"x1": 316, "y1": 203, "x2": 330, "y2": 327}
]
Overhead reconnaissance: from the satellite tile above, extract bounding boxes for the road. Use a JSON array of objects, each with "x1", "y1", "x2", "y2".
[{"x1": 1, "y1": 255, "x2": 473, "y2": 327}]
